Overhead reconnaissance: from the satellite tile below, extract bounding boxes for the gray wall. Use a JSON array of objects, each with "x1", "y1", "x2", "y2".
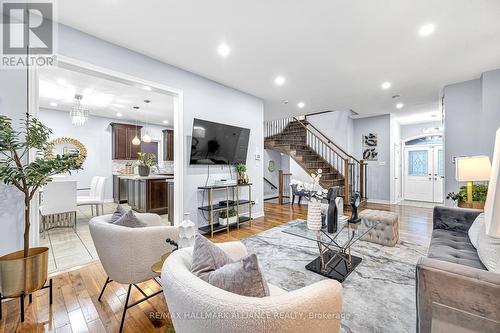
[
  {"x1": 444, "y1": 69, "x2": 500, "y2": 204},
  {"x1": 353, "y1": 115, "x2": 391, "y2": 201},
  {"x1": 307, "y1": 111, "x2": 354, "y2": 153},
  {"x1": 0, "y1": 23, "x2": 264, "y2": 255}
]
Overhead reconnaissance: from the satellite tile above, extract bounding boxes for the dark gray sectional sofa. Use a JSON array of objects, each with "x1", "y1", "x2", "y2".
[{"x1": 416, "y1": 206, "x2": 500, "y2": 333}]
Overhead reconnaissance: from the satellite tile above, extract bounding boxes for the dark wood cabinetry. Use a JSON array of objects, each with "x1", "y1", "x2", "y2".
[
  {"x1": 111, "y1": 123, "x2": 142, "y2": 160},
  {"x1": 163, "y1": 129, "x2": 174, "y2": 161},
  {"x1": 127, "y1": 178, "x2": 168, "y2": 215}
]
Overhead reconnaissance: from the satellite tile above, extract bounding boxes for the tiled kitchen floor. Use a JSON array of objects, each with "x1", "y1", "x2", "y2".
[{"x1": 39, "y1": 202, "x2": 169, "y2": 273}]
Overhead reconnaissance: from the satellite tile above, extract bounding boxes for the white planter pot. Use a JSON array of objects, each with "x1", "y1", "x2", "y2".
[
  {"x1": 219, "y1": 215, "x2": 238, "y2": 226},
  {"x1": 307, "y1": 201, "x2": 323, "y2": 231}
]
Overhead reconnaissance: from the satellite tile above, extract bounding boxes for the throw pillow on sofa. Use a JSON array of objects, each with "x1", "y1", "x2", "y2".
[
  {"x1": 468, "y1": 213, "x2": 485, "y2": 248},
  {"x1": 477, "y1": 222, "x2": 500, "y2": 271}
]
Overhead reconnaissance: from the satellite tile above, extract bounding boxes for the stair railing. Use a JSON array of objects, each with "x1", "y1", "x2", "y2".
[
  {"x1": 264, "y1": 117, "x2": 294, "y2": 138},
  {"x1": 263, "y1": 116, "x2": 367, "y2": 201}
]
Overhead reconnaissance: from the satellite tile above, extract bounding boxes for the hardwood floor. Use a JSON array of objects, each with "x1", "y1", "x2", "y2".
[{"x1": 0, "y1": 202, "x2": 433, "y2": 333}]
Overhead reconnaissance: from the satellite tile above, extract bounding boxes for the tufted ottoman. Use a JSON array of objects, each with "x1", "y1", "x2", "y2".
[{"x1": 359, "y1": 209, "x2": 399, "y2": 246}]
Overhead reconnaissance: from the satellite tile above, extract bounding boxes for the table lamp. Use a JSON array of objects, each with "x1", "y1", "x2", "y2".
[{"x1": 456, "y1": 156, "x2": 491, "y2": 203}]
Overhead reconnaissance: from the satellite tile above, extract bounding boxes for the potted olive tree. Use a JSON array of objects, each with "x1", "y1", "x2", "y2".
[{"x1": 0, "y1": 115, "x2": 81, "y2": 298}]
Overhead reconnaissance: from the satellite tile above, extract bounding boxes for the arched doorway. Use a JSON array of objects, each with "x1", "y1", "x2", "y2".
[{"x1": 403, "y1": 135, "x2": 444, "y2": 203}]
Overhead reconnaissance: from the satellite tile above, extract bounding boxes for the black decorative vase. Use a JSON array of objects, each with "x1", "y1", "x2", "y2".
[
  {"x1": 138, "y1": 165, "x2": 150, "y2": 177},
  {"x1": 327, "y1": 200, "x2": 338, "y2": 233}
]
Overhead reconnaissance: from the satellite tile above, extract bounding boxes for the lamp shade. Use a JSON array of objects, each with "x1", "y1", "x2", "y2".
[
  {"x1": 455, "y1": 156, "x2": 491, "y2": 182},
  {"x1": 484, "y1": 128, "x2": 500, "y2": 238}
]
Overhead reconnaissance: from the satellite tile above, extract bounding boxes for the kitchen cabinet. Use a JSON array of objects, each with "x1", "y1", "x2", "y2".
[
  {"x1": 125, "y1": 177, "x2": 168, "y2": 215},
  {"x1": 111, "y1": 123, "x2": 142, "y2": 160},
  {"x1": 113, "y1": 175, "x2": 128, "y2": 204},
  {"x1": 163, "y1": 129, "x2": 174, "y2": 161}
]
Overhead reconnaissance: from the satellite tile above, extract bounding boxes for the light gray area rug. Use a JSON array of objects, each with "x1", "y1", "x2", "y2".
[{"x1": 241, "y1": 220, "x2": 428, "y2": 333}]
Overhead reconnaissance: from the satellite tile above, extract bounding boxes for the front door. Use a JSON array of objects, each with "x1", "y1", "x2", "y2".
[{"x1": 404, "y1": 145, "x2": 443, "y2": 203}]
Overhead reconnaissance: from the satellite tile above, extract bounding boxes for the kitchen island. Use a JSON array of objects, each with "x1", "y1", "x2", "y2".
[{"x1": 113, "y1": 174, "x2": 173, "y2": 215}]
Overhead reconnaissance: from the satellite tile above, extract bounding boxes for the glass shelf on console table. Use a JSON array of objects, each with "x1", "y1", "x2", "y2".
[{"x1": 197, "y1": 183, "x2": 254, "y2": 237}]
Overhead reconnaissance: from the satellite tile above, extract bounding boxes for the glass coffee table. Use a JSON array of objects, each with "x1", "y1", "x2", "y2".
[{"x1": 283, "y1": 218, "x2": 381, "y2": 282}]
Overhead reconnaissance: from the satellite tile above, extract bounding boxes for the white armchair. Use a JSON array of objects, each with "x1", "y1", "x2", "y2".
[
  {"x1": 162, "y1": 241, "x2": 343, "y2": 333},
  {"x1": 89, "y1": 213, "x2": 179, "y2": 333}
]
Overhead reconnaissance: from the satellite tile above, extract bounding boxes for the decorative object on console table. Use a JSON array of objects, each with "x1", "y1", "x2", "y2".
[
  {"x1": 0, "y1": 114, "x2": 81, "y2": 322},
  {"x1": 235, "y1": 162, "x2": 249, "y2": 184},
  {"x1": 219, "y1": 208, "x2": 238, "y2": 226},
  {"x1": 290, "y1": 169, "x2": 328, "y2": 231}
]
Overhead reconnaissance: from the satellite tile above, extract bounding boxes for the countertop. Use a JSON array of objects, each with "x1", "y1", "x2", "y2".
[{"x1": 116, "y1": 175, "x2": 173, "y2": 180}]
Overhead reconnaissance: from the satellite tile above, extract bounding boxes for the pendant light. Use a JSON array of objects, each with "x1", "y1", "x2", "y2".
[
  {"x1": 132, "y1": 106, "x2": 141, "y2": 145},
  {"x1": 142, "y1": 99, "x2": 152, "y2": 143},
  {"x1": 70, "y1": 94, "x2": 89, "y2": 126}
]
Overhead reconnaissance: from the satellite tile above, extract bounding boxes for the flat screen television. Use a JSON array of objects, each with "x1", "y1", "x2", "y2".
[{"x1": 189, "y1": 118, "x2": 250, "y2": 165}]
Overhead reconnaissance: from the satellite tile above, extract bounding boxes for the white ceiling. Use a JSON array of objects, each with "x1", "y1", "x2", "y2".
[
  {"x1": 55, "y1": 0, "x2": 500, "y2": 120},
  {"x1": 38, "y1": 66, "x2": 174, "y2": 125}
]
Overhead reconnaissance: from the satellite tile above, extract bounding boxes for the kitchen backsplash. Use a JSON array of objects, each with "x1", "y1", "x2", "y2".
[{"x1": 112, "y1": 160, "x2": 174, "y2": 174}]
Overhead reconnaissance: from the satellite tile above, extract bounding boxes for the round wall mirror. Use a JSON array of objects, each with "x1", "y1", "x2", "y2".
[{"x1": 45, "y1": 137, "x2": 87, "y2": 166}]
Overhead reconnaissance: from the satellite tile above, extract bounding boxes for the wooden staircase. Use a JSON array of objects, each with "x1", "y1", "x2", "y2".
[
  {"x1": 264, "y1": 117, "x2": 367, "y2": 205},
  {"x1": 265, "y1": 120, "x2": 345, "y2": 189}
]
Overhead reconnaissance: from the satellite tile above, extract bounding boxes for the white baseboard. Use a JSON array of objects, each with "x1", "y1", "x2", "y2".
[{"x1": 367, "y1": 199, "x2": 391, "y2": 205}]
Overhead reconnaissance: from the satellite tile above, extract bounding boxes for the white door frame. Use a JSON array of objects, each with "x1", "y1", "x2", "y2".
[
  {"x1": 402, "y1": 135, "x2": 443, "y2": 203},
  {"x1": 28, "y1": 56, "x2": 185, "y2": 244}
]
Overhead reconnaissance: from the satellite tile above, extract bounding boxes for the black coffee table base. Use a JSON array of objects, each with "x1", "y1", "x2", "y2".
[{"x1": 305, "y1": 249, "x2": 362, "y2": 282}]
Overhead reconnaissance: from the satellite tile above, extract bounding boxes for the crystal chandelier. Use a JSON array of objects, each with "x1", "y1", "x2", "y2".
[{"x1": 70, "y1": 94, "x2": 89, "y2": 126}]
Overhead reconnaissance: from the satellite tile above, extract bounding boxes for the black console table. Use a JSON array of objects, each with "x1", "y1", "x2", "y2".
[{"x1": 198, "y1": 183, "x2": 253, "y2": 237}]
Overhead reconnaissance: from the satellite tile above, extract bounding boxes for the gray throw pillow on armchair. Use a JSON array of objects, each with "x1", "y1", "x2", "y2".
[
  {"x1": 190, "y1": 234, "x2": 270, "y2": 297},
  {"x1": 209, "y1": 253, "x2": 270, "y2": 297},
  {"x1": 112, "y1": 209, "x2": 147, "y2": 228},
  {"x1": 191, "y1": 234, "x2": 233, "y2": 281},
  {"x1": 109, "y1": 205, "x2": 127, "y2": 223}
]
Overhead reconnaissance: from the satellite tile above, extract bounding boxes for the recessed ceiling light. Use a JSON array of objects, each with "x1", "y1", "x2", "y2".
[
  {"x1": 49, "y1": 102, "x2": 58, "y2": 107},
  {"x1": 297, "y1": 102, "x2": 305, "y2": 108},
  {"x1": 381, "y1": 82, "x2": 391, "y2": 90},
  {"x1": 396, "y1": 102, "x2": 404, "y2": 109},
  {"x1": 217, "y1": 43, "x2": 231, "y2": 57},
  {"x1": 133, "y1": 106, "x2": 140, "y2": 110},
  {"x1": 418, "y1": 23, "x2": 435, "y2": 37},
  {"x1": 274, "y1": 76, "x2": 286, "y2": 86},
  {"x1": 56, "y1": 78, "x2": 66, "y2": 85},
  {"x1": 143, "y1": 85, "x2": 152, "y2": 91},
  {"x1": 163, "y1": 120, "x2": 169, "y2": 124},
  {"x1": 116, "y1": 112, "x2": 123, "y2": 117}
]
